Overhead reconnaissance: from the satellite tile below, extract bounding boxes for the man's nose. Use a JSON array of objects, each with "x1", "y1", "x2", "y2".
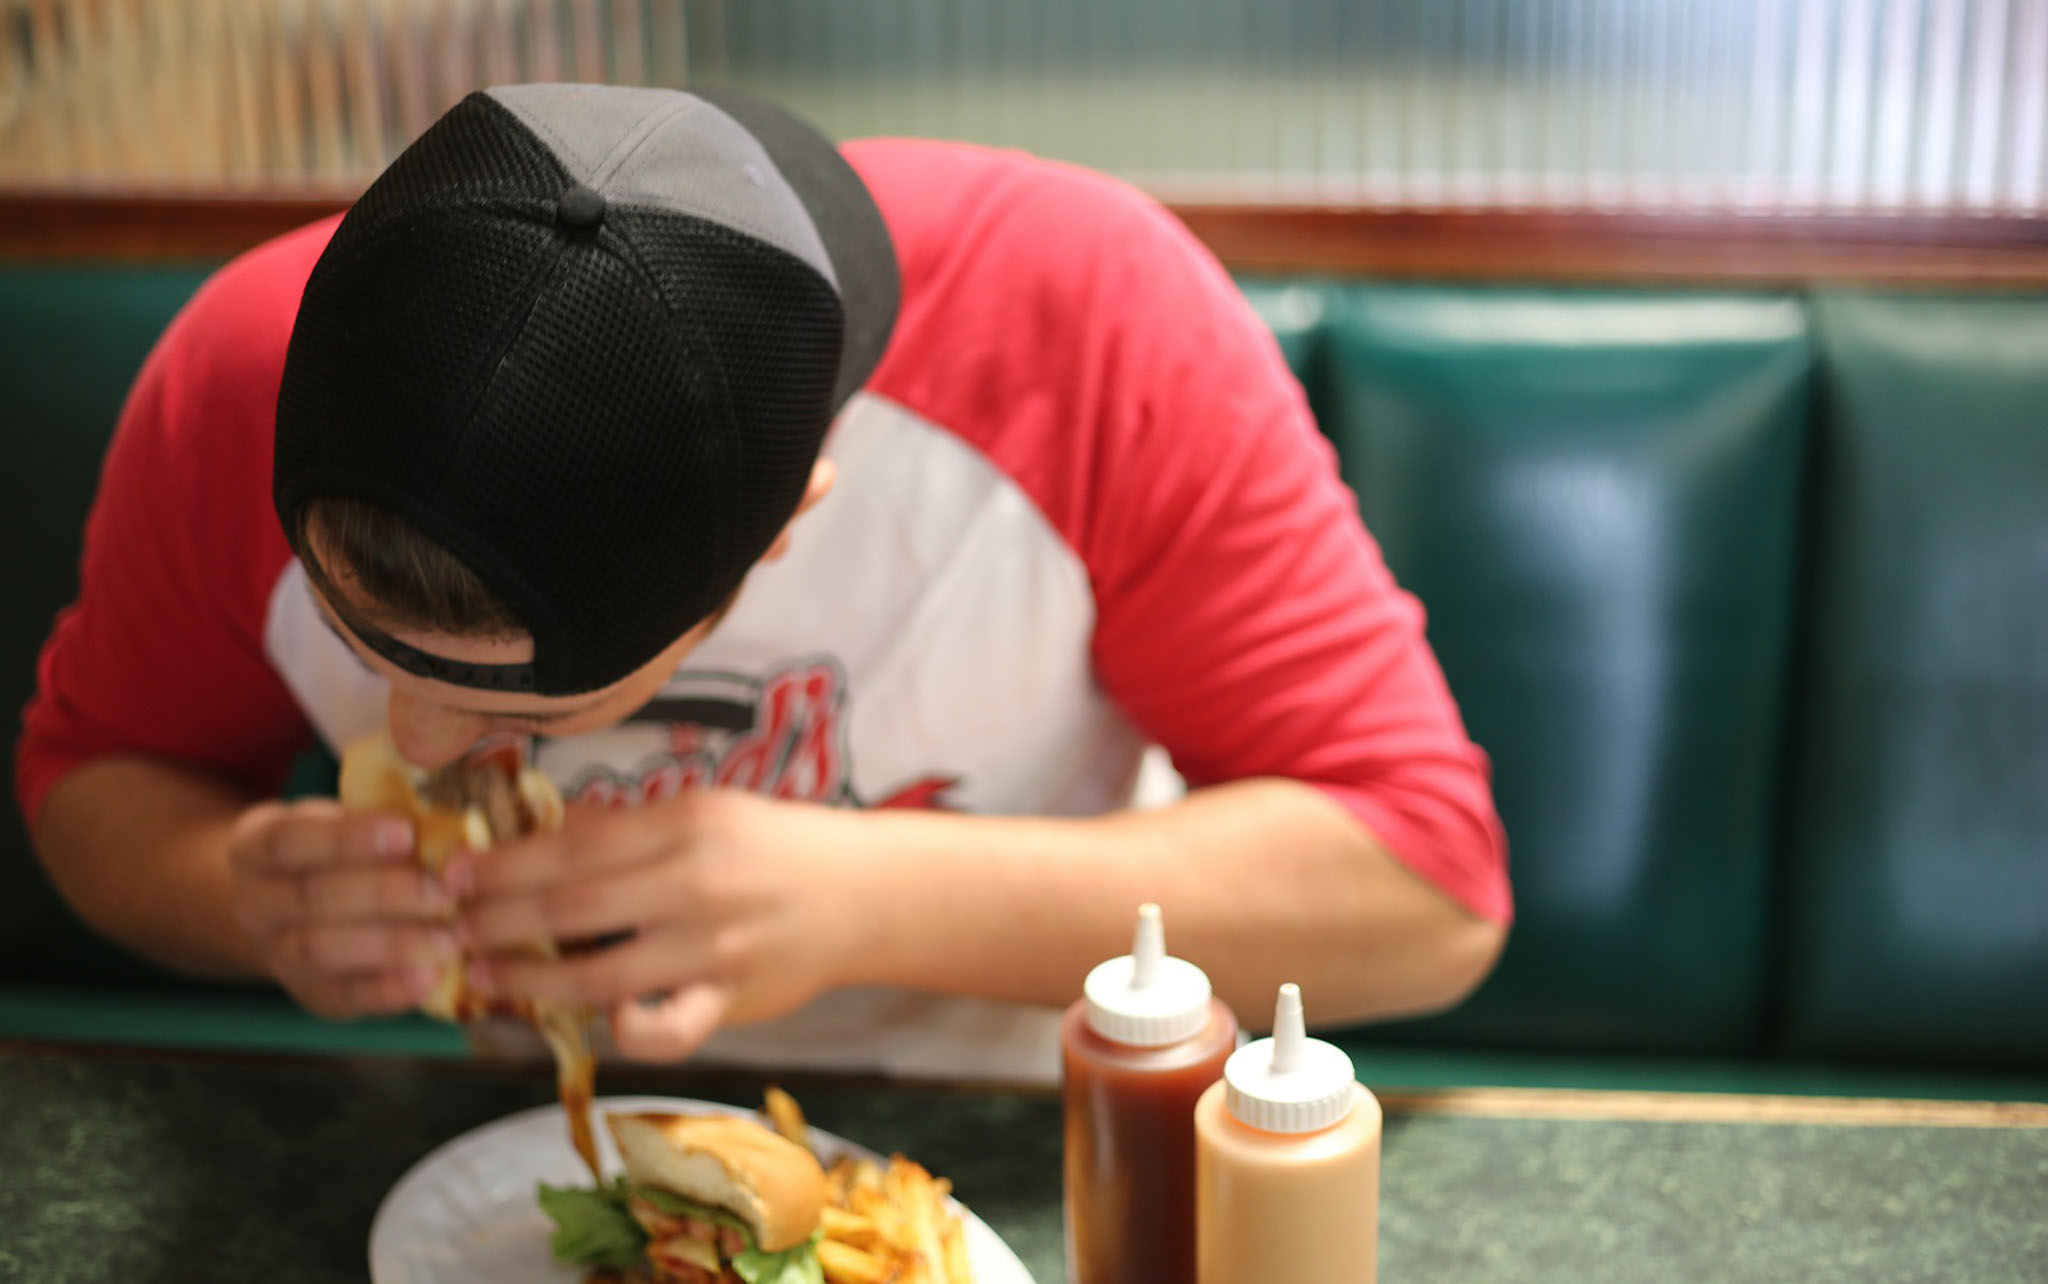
[{"x1": 386, "y1": 690, "x2": 489, "y2": 771}]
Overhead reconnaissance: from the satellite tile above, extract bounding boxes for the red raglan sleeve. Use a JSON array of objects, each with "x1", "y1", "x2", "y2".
[
  {"x1": 13, "y1": 224, "x2": 335, "y2": 825},
  {"x1": 1090, "y1": 205, "x2": 1508, "y2": 921},
  {"x1": 1091, "y1": 246, "x2": 1509, "y2": 921},
  {"x1": 859, "y1": 143, "x2": 1509, "y2": 923}
]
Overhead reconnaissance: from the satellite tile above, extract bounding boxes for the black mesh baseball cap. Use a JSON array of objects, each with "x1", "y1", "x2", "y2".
[{"x1": 274, "y1": 84, "x2": 899, "y2": 696}]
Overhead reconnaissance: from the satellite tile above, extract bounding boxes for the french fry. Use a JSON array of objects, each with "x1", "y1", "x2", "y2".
[
  {"x1": 825, "y1": 1158, "x2": 855, "y2": 1205},
  {"x1": 821, "y1": 1205, "x2": 881, "y2": 1251},
  {"x1": 942, "y1": 1221, "x2": 972, "y2": 1284},
  {"x1": 763, "y1": 1085, "x2": 811, "y2": 1152},
  {"x1": 818, "y1": 1238, "x2": 900, "y2": 1284},
  {"x1": 849, "y1": 1156, "x2": 886, "y2": 1193},
  {"x1": 892, "y1": 1160, "x2": 950, "y2": 1284},
  {"x1": 848, "y1": 1188, "x2": 913, "y2": 1246}
]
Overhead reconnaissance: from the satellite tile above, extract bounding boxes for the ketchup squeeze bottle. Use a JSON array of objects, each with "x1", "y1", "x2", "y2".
[{"x1": 1061, "y1": 904, "x2": 1237, "y2": 1284}]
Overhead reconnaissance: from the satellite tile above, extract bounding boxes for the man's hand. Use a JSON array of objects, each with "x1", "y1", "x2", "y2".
[
  {"x1": 447, "y1": 789, "x2": 867, "y2": 1061},
  {"x1": 227, "y1": 798, "x2": 456, "y2": 1018}
]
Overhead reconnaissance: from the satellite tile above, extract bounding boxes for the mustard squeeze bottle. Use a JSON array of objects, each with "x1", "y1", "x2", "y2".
[{"x1": 1194, "y1": 982, "x2": 1382, "y2": 1284}]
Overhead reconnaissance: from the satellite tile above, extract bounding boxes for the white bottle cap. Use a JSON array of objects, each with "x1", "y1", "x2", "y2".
[
  {"x1": 1083, "y1": 903, "x2": 1214, "y2": 1047},
  {"x1": 1224, "y1": 983, "x2": 1358, "y2": 1134}
]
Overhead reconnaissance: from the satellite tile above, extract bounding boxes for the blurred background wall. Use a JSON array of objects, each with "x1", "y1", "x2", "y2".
[{"x1": 4, "y1": 0, "x2": 2044, "y2": 213}]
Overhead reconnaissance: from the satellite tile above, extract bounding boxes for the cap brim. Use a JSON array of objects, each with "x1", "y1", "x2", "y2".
[{"x1": 689, "y1": 86, "x2": 899, "y2": 411}]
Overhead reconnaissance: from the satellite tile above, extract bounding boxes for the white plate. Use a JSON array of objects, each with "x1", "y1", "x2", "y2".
[{"x1": 369, "y1": 1095, "x2": 1035, "y2": 1284}]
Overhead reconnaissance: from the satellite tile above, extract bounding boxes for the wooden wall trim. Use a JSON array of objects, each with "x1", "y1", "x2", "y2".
[
  {"x1": 1173, "y1": 205, "x2": 2048, "y2": 288},
  {"x1": 5, "y1": 187, "x2": 2048, "y2": 287},
  {"x1": 0, "y1": 188, "x2": 355, "y2": 263}
]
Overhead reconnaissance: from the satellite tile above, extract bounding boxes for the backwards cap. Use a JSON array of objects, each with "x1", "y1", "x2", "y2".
[{"x1": 274, "y1": 84, "x2": 898, "y2": 695}]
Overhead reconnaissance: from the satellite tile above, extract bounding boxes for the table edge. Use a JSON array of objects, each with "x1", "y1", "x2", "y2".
[
  {"x1": 1378, "y1": 1086, "x2": 2048, "y2": 1127},
  {"x1": 11, "y1": 1038, "x2": 2044, "y2": 1127}
]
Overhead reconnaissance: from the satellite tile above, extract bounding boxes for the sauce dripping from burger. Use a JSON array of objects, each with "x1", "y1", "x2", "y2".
[
  {"x1": 423, "y1": 743, "x2": 603, "y2": 1184},
  {"x1": 540, "y1": 1004, "x2": 602, "y2": 1184}
]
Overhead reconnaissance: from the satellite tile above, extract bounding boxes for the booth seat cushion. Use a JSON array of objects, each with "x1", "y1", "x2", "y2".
[
  {"x1": 1311, "y1": 287, "x2": 1813, "y2": 1054},
  {"x1": 1777, "y1": 294, "x2": 2048, "y2": 1066},
  {"x1": 0, "y1": 265, "x2": 221, "y2": 989}
]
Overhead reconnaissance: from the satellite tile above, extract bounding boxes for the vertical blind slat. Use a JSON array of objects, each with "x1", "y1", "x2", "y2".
[{"x1": 2, "y1": 0, "x2": 2042, "y2": 215}]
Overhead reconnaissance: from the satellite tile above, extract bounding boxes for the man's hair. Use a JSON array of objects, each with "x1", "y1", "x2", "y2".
[{"x1": 298, "y1": 496, "x2": 525, "y2": 639}]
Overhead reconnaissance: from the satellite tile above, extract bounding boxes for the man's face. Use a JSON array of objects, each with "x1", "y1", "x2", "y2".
[
  {"x1": 313, "y1": 577, "x2": 721, "y2": 771},
  {"x1": 309, "y1": 460, "x2": 836, "y2": 771}
]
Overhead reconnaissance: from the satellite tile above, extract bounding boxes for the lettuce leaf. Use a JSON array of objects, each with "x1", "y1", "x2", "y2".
[
  {"x1": 732, "y1": 1230, "x2": 825, "y2": 1284},
  {"x1": 537, "y1": 1180, "x2": 647, "y2": 1270}
]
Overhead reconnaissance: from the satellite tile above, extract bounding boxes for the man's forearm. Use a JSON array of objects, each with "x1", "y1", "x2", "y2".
[
  {"x1": 845, "y1": 778, "x2": 1506, "y2": 1026},
  {"x1": 31, "y1": 756, "x2": 267, "y2": 979}
]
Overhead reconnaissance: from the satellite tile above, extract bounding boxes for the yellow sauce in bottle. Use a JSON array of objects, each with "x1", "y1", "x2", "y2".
[{"x1": 1195, "y1": 983, "x2": 1381, "y2": 1284}]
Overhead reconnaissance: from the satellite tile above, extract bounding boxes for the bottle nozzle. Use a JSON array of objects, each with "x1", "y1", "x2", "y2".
[
  {"x1": 1224, "y1": 982, "x2": 1355, "y2": 1132},
  {"x1": 1270, "y1": 982, "x2": 1305, "y2": 1074},
  {"x1": 1131, "y1": 903, "x2": 1164, "y2": 988},
  {"x1": 1082, "y1": 901, "x2": 1211, "y2": 1045}
]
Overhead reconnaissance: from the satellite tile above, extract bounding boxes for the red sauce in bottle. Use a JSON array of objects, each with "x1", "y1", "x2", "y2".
[{"x1": 1061, "y1": 904, "x2": 1237, "y2": 1284}]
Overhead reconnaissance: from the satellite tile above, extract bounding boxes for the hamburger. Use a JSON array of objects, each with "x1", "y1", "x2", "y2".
[
  {"x1": 339, "y1": 730, "x2": 599, "y2": 1177},
  {"x1": 540, "y1": 1112, "x2": 828, "y2": 1284}
]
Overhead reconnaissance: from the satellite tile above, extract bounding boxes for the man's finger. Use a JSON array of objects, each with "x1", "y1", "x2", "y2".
[
  {"x1": 447, "y1": 810, "x2": 664, "y2": 899},
  {"x1": 609, "y1": 984, "x2": 730, "y2": 1063},
  {"x1": 274, "y1": 921, "x2": 459, "y2": 975},
  {"x1": 472, "y1": 928, "x2": 699, "y2": 1008},
  {"x1": 458, "y1": 863, "x2": 674, "y2": 952},
  {"x1": 302, "y1": 863, "x2": 454, "y2": 922},
  {"x1": 326, "y1": 965, "x2": 444, "y2": 1018},
  {"x1": 234, "y1": 871, "x2": 309, "y2": 934},
  {"x1": 247, "y1": 802, "x2": 415, "y2": 873}
]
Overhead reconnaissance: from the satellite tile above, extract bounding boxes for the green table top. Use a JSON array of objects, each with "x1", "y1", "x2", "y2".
[{"x1": 3, "y1": 1043, "x2": 2044, "y2": 1284}]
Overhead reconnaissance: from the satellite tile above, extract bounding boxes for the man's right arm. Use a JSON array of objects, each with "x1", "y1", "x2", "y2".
[
  {"x1": 34, "y1": 757, "x2": 260, "y2": 978},
  {"x1": 34, "y1": 754, "x2": 451, "y2": 1016}
]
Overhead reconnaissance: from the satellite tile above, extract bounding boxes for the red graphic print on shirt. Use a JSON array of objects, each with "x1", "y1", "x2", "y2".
[{"x1": 565, "y1": 657, "x2": 960, "y2": 812}]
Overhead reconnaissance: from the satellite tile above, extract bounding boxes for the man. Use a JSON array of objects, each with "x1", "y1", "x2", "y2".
[{"x1": 18, "y1": 85, "x2": 1507, "y2": 1080}]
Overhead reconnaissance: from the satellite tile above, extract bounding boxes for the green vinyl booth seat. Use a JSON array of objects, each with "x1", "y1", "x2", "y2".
[{"x1": 4, "y1": 260, "x2": 2045, "y2": 1073}]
